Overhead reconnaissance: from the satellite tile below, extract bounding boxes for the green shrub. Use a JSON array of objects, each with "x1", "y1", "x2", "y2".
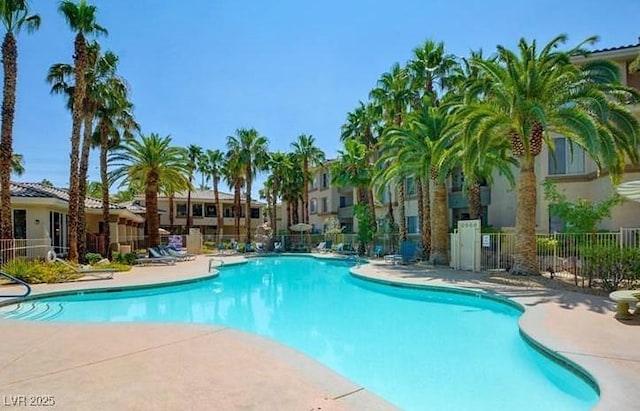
[
  {"x1": 536, "y1": 237, "x2": 558, "y2": 255},
  {"x1": 85, "y1": 253, "x2": 103, "y2": 265},
  {"x1": 112, "y1": 252, "x2": 138, "y2": 266},
  {"x1": 581, "y1": 245, "x2": 640, "y2": 291},
  {"x1": 2, "y1": 259, "x2": 81, "y2": 284}
]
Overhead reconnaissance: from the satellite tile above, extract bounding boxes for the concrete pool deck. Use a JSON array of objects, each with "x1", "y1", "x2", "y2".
[{"x1": 1, "y1": 254, "x2": 638, "y2": 410}]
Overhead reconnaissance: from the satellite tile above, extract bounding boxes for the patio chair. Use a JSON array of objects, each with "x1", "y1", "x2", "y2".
[
  {"x1": 274, "y1": 242, "x2": 283, "y2": 252},
  {"x1": 136, "y1": 247, "x2": 177, "y2": 265},
  {"x1": 399, "y1": 241, "x2": 418, "y2": 265},
  {"x1": 161, "y1": 245, "x2": 196, "y2": 261},
  {"x1": 314, "y1": 242, "x2": 327, "y2": 253},
  {"x1": 373, "y1": 245, "x2": 384, "y2": 258},
  {"x1": 50, "y1": 252, "x2": 115, "y2": 280}
]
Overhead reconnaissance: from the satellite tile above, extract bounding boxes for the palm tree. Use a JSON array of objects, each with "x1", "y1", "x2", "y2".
[
  {"x1": 407, "y1": 40, "x2": 457, "y2": 257},
  {"x1": 226, "y1": 128, "x2": 268, "y2": 243},
  {"x1": 280, "y1": 152, "x2": 304, "y2": 229},
  {"x1": 266, "y1": 151, "x2": 293, "y2": 233},
  {"x1": 10, "y1": 152, "x2": 24, "y2": 175},
  {"x1": 465, "y1": 35, "x2": 640, "y2": 274},
  {"x1": 86, "y1": 180, "x2": 101, "y2": 198},
  {"x1": 291, "y1": 134, "x2": 325, "y2": 224},
  {"x1": 109, "y1": 133, "x2": 189, "y2": 248},
  {"x1": 202, "y1": 149, "x2": 225, "y2": 243},
  {"x1": 224, "y1": 146, "x2": 244, "y2": 239},
  {"x1": 59, "y1": 0, "x2": 107, "y2": 262},
  {"x1": 379, "y1": 103, "x2": 456, "y2": 264},
  {"x1": 48, "y1": 42, "x2": 126, "y2": 260},
  {"x1": 93, "y1": 79, "x2": 138, "y2": 258},
  {"x1": 331, "y1": 139, "x2": 375, "y2": 254},
  {"x1": 0, "y1": 1, "x2": 40, "y2": 240},
  {"x1": 370, "y1": 63, "x2": 412, "y2": 243},
  {"x1": 185, "y1": 144, "x2": 203, "y2": 230}
]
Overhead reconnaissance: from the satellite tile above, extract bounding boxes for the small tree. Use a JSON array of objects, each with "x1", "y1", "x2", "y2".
[
  {"x1": 543, "y1": 180, "x2": 621, "y2": 233},
  {"x1": 324, "y1": 216, "x2": 343, "y2": 246},
  {"x1": 354, "y1": 204, "x2": 375, "y2": 256}
]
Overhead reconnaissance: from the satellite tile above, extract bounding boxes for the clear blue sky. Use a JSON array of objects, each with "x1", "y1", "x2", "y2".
[{"x1": 11, "y1": 0, "x2": 640, "y2": 194}]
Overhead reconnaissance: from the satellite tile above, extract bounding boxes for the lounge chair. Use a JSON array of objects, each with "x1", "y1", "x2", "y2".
[
  {"x1": 136, "y1": 247, "x2": 177, "y2": 265},
  {"x1": 337, "y1": 242, "x2": 355, "y2": 255},
  {"x1": 314, "y1": 242, "x2": 327, "y2": 253},
  {"x1": 51, "y1": 253, "x2": 114, "y2": 280},
  {"x1": 399, "y1": 241, "x2": 418, "y2": 264},
  {"x1": 161, "y1": 245, "x2": 196, "y2": 261},
  {"x1": 274, "y1": 242, "x2": 283, "y2": 252}
]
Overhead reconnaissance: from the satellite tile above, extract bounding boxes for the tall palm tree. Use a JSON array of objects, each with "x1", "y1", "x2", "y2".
[
  {"x1": 465, "y1": 35, "x2": 640, "y2": 274},
  {"x1": 407, "y1": 40, "x2": 457, "y2": 257},
  {"x1": 109, "y1": 133, "x2": 189, "y2": 248},
  {"x1": 185, "y1": 144, "x2": 203, "y2": 230},
  {"x1": 370, "y1": 63, "x2": 412, "y2": 243},
  {"x1": 48, "y1": 41, "x2": 124, "y2": 260},
  {"x1": 93, "y1": 78, "x2": 138, "y2": 258},
  {"x1": 379, "y1": 103, "x2": 456, "y2": 264},
  {"x1": 0, "y1": 0, "x2": 39, "y2": 240},
  {"x1": 224, "y1": 146, "x2": 244, "y2": 239},
  {"x1": 59, "y1": 0, "x2": 107, "y2": 262},
  {"x1": 291, "y1": 134, "x2": 325, "y2": 224},
  {"x1": 226, "y1": 128, "x2": 268, "y2": 243},
  {"x1": 202, "y1": 149, "x2": 225, "y2": 243},
  {"x1": 10, "y1": 152, "x2": 24, "y2": 175},
  {"x1": 280, "y1": 152, "x2": 304, "y2": 229}
]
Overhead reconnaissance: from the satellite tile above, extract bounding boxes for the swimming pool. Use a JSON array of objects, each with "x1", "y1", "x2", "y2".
[{"x1": 0, "y1": 256, "x2": 598, "y2": 410}]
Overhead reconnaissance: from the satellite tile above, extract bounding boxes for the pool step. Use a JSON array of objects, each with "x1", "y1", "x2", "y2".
[{"x1": 0, "y1": 302, "x2": 64, "y2": 321}]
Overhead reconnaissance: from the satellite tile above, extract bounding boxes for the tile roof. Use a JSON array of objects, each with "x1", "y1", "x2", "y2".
[
  {"x1": 589, "y1": 42, "x2": 640, "y2": 54},
  {"x1": 10, "y1": 182, "x2": 125, "y2": 210}
]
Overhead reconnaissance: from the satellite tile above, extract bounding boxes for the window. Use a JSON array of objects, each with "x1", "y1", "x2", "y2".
[
  {"x1": 13, "y1": 209, "x2": 26, "y2": 239},
  {"x1": 205, "y1": 204, "x2": 217, "y2": 217},
  {"x1": 548, "y1": 137, "x2": 585, "y2": 175},
  {"x1": 250, "y1": 208, "x2": 260, "y2": 219},
  {"x1": 311, "y1": 175, "x2": 318, "y2": 190},
  {"x1": 321, "y1": 197, "x2": 328, "y2": 213},
  {"x1": 176, "y1": 203, "x2": 187, "y2": 217},
  {"x1": 321, "y1": 173, "x2": 328, "y2": 189},
  {"x1": 310, "y1": 198, "x2": 318, "y2": 214},
  {"x1": 406, "y1": 216, "x2": 419, "y2": 234},
  {"x1": 339, "y1": 196, "x2": 347, "y2": 208},
  {"x1": 192, "y1": 203, "x2": 203, "y2": 218},
  {"x1": 405, "y1": 176, "x2": 417, "y2": 196},
  {"x1": 224, "y1": 207, "x2": 234, "y2": 218}
]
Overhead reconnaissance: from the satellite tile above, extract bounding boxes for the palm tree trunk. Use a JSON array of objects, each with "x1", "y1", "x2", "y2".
[
  {"x1": 430, "y1": 179, "x2": 449, "y2": 265},
  {"x1": 168, "y1": 194, "x2": 175, "y2": 229},
  {"x1": 213, "y1": 177, "x2": 223, "y2": 244},
  {"x1": 467, "y1": 179, "x2": 482, "y2": 221},
  {"x1": 77, "y1": 113, "x2": 94, "y2": 262},
  {"x1": 397, "y1": 181, "x2": 406, "y2": 243},
  {"x1": 234, "y1": 182, "x2": 241, "y2": 238},
  {"x1": 146, "y1": 171, "x2": 160, "y2": 248},
  {"x1": 303, "y1": 161, "x2": 309, "y2": 224},
  {"x1": 186, "y1": 182, "x2": 192, "y2": 231},
  {"x1": 99, "y1": 124, "x2": 111, "y2": 259},
  {"x1": 421, "y1": 177, "x2": 431, "y2": 259},
  {"x1": 511, "y1": 159, "x2": 539, "y2": 275},
  {"x1": 245, "y1": 174, "x2": 252, "y2": 243},
  {"x1": 286, "y1": 200, "x2": 291, "y2": 233},
  {"x1": 0, "y1": 32, "x2": 17, "y2": 240},
  {"x1": 68, "y1": 33, "x2": 88, "y2": 263},
  {"x1": 416, "y1": 176, "x2": 430, "y2": 260}
]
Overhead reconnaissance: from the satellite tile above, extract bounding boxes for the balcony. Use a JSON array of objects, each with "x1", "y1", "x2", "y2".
[
  {"x1": 338, "y1": 205, "x2": 354, "y2": 218},
  {"x1": 448, "y1": 187, "x2": 491, "y2": 209}
]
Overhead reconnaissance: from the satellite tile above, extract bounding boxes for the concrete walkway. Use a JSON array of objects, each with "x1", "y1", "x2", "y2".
[{"x1": 0, "y1": 255, "x2": 638, "y2": 410}]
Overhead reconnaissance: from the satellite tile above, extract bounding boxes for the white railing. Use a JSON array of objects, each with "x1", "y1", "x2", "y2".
[
  {"x1": 480, "y1": 229, "x2": 640, "y2": 284},
  {"x1": 0, "y1": 238, "x2": 51, "y2": 265}
]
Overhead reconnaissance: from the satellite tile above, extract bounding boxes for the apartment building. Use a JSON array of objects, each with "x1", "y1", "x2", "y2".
[{"x1": 141, "y1": 190, "x2": 265, "y2": 237}]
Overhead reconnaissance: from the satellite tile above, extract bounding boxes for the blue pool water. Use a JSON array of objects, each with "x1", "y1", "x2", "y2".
[{"x1": 0, "y1": 257, "x2": 598, "y2": 410}]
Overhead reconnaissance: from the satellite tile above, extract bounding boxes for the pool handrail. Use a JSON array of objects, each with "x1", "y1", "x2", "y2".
[{"x1": 0, "y1": 270, "x2": 31, "y2": 298}]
